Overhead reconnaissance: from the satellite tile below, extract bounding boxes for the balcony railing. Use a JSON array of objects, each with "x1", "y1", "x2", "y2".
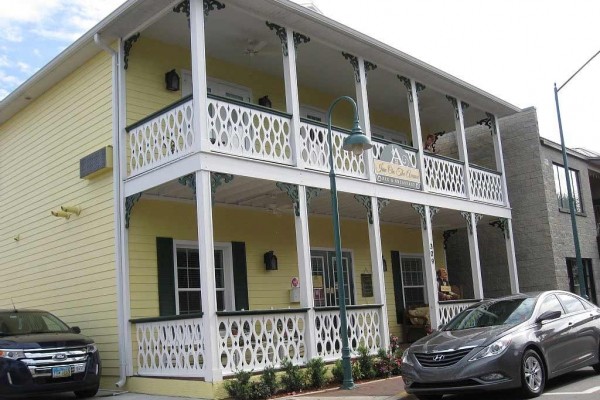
[{"x1": 125, "y1": 96, "x2": 506, "y2": 207}]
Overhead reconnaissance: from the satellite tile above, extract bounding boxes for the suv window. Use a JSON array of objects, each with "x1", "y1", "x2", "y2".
[
  {"x1": 538, "y1": 294, "x2": 564, "y2": 316},
  {"x1": 557, "y1": 294, "x2": 585, "y2": 314},
  {"x1": 0, "y1": 312, "x2": 70, "y2": 336}
]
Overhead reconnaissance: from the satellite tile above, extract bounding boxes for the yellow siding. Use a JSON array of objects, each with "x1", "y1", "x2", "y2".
[
  {"x1": 0, "y1": 51, "x2": 119, "y2": 378},
  {"x1": 128, "y1": 200, "x2": 445, "y2": 340},
  {"x1": 126, "y1": 37, "x2": 409, "y2": 134}
]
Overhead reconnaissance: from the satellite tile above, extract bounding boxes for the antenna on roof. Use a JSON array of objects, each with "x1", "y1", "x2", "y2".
[{"x1": 10, "y1": 299, "x2": 17, "y2": 312}]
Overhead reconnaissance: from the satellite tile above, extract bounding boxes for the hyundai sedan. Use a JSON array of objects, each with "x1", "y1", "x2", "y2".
[{"x1": 401, "y1": 291, "x2": 600, "y2": 399}]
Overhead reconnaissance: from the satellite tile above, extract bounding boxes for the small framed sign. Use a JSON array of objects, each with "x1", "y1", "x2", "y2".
[{"x1": 361, "y1": 274, "x2": 374, "y2": 297}]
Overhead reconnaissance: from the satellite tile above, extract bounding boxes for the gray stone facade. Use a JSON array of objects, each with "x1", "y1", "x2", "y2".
[{"x1": 437, "y1": 108, "x2": 600, "y2": 301}]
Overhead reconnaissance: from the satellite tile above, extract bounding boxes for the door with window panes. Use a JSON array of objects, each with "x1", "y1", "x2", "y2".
[{"x1": 311, "y1": 250, "x2": 354, "y2": 307}]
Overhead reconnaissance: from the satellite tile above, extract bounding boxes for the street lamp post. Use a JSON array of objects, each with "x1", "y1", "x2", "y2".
[
  {"x1": 553, "y1": 49, "x2": 600, "y2": 299},
  {"x1": 326, "y1": 96, "x2": 372, "y2": 390}
]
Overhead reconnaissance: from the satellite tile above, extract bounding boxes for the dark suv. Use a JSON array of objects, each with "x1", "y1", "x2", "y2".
[{"x1": 0, "y1": 310, "x2": 101, "y2": 399}]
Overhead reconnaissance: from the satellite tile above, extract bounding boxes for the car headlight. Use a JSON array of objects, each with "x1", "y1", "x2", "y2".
[
  {"x1": 401, "y1": 348, "x2": 410, "y2": 363},
  {"x1": 0, "y1": 349, "x2": 25, "y2": 360},
  {"x1": 86, "y1": 343, "x2": 98, "y2": 353},
  {"x1": 469, "y1": 336, "x2": 511, "y2": 361}
]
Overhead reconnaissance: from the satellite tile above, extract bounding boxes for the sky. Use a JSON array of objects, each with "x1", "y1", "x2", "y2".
[{"x1": 1, "y1": 0, "x2": 599, "y2": 153}]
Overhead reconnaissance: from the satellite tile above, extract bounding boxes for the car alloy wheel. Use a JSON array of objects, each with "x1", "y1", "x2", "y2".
[{"x1": 521, "y1": 350, "x2": 545, "y2": 398}]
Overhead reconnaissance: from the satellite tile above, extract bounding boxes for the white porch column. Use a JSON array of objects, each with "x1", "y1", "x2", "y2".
[
  {"x1": 450, "y1": 97, "x2": 472, "y2": 199},
  {"x1": 355, "y1": 56, "x2": 375, "y2": 181},
  {"x1": 403, "y1": 77, "x2": 427, "y2": 191},
  {"x1": 413, "y1": 204, "x2": 440, "y2": 329},
  {"x1": 195, "y1": 170, "x2": 222, "y2": 381},
  {"x1": 491, "y1": 114, "x2": 510, "y2": 207},
  {"x1": 368, "y1": 197, "x2": 390, "y2": 350},
  {"x1": 461, "y1": 212, "x2": 484, "y2": 299},
  {"x1": 190, "y1": 0, "x2": 210, "y2": 152},
  {"x1": 295, "y1": 185, "x2": 317, "y2": 358},
  {"x1": 504, "y1": 218, "x2": 520, "y2": 293},
  {"x1": 282, "y1": 27, "x2": 304, "y2": 168}
]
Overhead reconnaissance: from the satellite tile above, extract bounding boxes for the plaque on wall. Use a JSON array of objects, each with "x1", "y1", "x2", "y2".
[{"x1": 361, "y1": 274, "x2": 374, "y2": 297}]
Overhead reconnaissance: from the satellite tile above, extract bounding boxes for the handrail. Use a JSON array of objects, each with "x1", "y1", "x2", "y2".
[
  {"x1": 207, "y1": 93, "x2": 292, "y2": 119},
  {"x1": 370, "y1": 137, "x2": 419, "y2": 154},
  {"x1": 299, "y1": 117, "x2": 353, "y2": 135},
  {"x1": 126, "y1": 95, "x2": 193, "y2": 132},
  {"x1": 216, "y1": 308, "x2": 310, "y2": 316},
  {"x1": 423, "y1": 151, "x2": 465, "y2": 165},
  {"x1": 130, "y1": 312, "x2": 203, "y2": 324},
  {"x1": 470, "y1": 163, "x2": 502, "y2": 176},
  {"x1": 314, "y1": 304, "x2": 383, "y2": 312},
  {"x1": 438, "y1": 299, "x2": 482, "y2": 305}
]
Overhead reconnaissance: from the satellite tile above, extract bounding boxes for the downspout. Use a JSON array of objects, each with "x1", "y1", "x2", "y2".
[{"x1": 94, "y1": 33, "x2": 128, "y2": 389}]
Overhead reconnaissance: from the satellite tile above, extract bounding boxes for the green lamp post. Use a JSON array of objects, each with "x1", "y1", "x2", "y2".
[{"x1": 326, "y1": 96, "x2": 373, "y2": 390}]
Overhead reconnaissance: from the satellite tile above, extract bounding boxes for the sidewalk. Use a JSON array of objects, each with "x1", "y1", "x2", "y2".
[{"x1": 280, "y1": 376, "x2": 406, "y2": 400}]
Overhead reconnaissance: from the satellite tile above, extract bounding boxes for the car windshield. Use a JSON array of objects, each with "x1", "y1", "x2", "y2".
[
  {"x1": 0, "y1": 312, "x2": 71, "y2": 336},
  {"x1": 443, "y1": 298, "x2": 537, "y2": 331}
]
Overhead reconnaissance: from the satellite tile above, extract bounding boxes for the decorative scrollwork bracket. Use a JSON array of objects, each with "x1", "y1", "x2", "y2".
[
  {"x1": 489, "y1": 218, "x2": 510, "y2": 239},
  {"x1": 123, "y1": 33, "x2": 140, "y2": 70},
  {"x1": 125, "y1": 193, "x2": 142, "y2": 229},
  {"x1": 397, "y1": 76, "x2": 425, "y2": 103},
  {"x1": 461, "y1": 211, "x2": 483, "y2": 235}
]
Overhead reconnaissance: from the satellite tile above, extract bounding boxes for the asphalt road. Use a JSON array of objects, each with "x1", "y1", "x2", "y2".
[{"x1": 403, "y1": 367, "x2": 600, "y2": 400}]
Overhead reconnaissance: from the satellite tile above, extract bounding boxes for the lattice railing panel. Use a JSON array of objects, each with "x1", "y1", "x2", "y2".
[
  {"x1": 207, "y1": 98, "x2": 293, "y2": 165},
  {"x1": 299, "y1": 122, "x2": 368, "y2": 179},
  {"x1": 424, "y1": 155, "x2": 466, "y2": 197},
  {"x1": 135, "y1": 317, "x2": 205, "y2": 378},
  {"x1": 314, "y1": 307, "x2": 382, "y2": 362},
  {"x1": 217, "y1": 312, "x2": 306, "y2": 376},
  {"x1": 438, "y1": 301, "x2": 479, "y2": 327},
  {"x1": 128, "y1": 100, "x2": 194, "y2": 177},
  {"x1": 469, "y1": 166, "x2": 504, "y2": 205},
  {"x1": 371, "y1": 140, "x2": 418, "y2": 168}
]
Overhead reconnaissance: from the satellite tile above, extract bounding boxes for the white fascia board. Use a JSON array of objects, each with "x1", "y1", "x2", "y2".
[
  {"x1": 539, "y1": 137, "x2": 590, "y2": 161},
  {"x1": 229, "y1": 0, "x2": 520, "y2": 117}
]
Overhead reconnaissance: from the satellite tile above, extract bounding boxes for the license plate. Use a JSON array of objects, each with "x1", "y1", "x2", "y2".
[{"x1": 52, "y1": 366, "x2": 71, "y2": 378}]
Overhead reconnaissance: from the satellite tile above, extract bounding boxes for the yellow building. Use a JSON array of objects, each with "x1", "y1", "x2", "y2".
[{"x1": 0, "y1": 0, "x2": 521, "y2": 398}]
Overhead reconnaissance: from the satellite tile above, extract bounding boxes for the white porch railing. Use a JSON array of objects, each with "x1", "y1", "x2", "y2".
[
  {"x1": 469, "y1": 165, "x2": 504, "y2": 205},
  {"x1": 424, "y1": 154, "x2": 466, "y2": 197},
  {"x1": 216, "y1": 310, "x2": 307, "y2": 376},
  {"x1": 127, "y1": 97, "x2": 195, "y2": 177},
  {"x1": 314, "y1": 305, "x2": 382, "y2": 362},
  {"x1": 438, "y1": 300, "x2": 480, "y2": 326},
  {"x1": 134, "y1": 315, "x2": 205, "y2": 378},
  {"x1": 299, "y1": 119, "x2": 368, "y2": 179}
]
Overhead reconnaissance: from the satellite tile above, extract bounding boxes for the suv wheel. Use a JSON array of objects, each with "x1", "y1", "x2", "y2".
[
  {"x1": 74, "y1": 384, "x2": 99, "y2": 399},
  {"x1": 521, "y1": 349, "x2": 545, "y2": 398}
]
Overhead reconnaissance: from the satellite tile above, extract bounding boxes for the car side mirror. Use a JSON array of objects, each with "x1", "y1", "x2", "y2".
[
  {"x1": 70, "y1": 326, "x2": 81, "y2": 334},
  {"x1": 536, "y1": 310, "x2": 561, "y2": 324}
]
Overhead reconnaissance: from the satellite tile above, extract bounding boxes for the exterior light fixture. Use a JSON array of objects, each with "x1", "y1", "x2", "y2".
[
  {"x1": 326, "y1": 95, "x2": 372, "y2": 390},
  {"x1": 61, "y1": 205, "x2": 81, "y2": 216},
  {"x1": 51, "y1": 210, "x2": 70, "y2": 219},
  {"x1": 264, "y1": 251, "x2": 278, "y2": 270},
  {"x1": 165, "y1": 69, "x2": 180, "y2": 92}
]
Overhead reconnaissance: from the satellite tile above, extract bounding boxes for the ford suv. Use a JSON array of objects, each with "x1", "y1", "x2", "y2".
[{"x1": 0, "y1": 309, "x2": 101, "y2": 398}]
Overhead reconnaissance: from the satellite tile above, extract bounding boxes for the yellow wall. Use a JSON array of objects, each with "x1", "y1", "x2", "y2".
[
  {"x1": 0, "y1": 52, "x2": 119, "y2": 377},
  {"x1": 125, "y1": 37, "x2": 409, "y2": 134},
  {"x1": 128, "y1": 199, "x2": 445, "y2": 339}
]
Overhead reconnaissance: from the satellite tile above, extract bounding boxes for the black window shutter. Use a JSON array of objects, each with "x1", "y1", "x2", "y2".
[
  {"x1": 156, "y1": 237, "x2": 176, "y2": 316},
  {"x1": 232, "y1": 242, "x2": 249, "y2": 311},
  {"x1": 391, "y1": 251, "x2": 405, "y2": 324}
]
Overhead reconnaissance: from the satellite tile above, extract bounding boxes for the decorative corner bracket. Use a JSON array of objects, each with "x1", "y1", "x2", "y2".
[
  {"x1": 442, "y1": 229, "x2": 458, "y2": 249},
  {"x1": 276, "y1": 182, "x2": 299, "y2": 216},
  {"x1": 446, "y1": 95, "x2": 469, "y2": 120},
  {"x1": 266, "y1": 21, "x2": 288, "y2": 56},
  {"x1": 483, "y1": 112, "x2": 498, "y2": 135},
  {"x1": 397, "y1": 75, "x2": 425, "y2": 103},
  {"x1": 204, "y1": 0, "x2": 225, "y2": 16},
  {"x1": 461, "y1": 211, "x2": 483, "y2": 235},
  {"x1": 354, "y1": 195, "x2": 390, "y2": 224},
  {"x1": 123, "y1": 33, "x2": 140, "y2": 70},
  {"x1": 305, "y1": 187, "x2": 321, "y2": 211},
  {"x1": 489, "y1": 218, "x2": 510, "y2": 239},
  {"x1": 178, "y1": 173, "x2": 196, "y2": 196},
  {"x1": 173, "y1": 1, "x2": 190, "y2": 18},
  {"x1": 411, "y1": 204, "x2": 439, "y2": 230},
  {"x1": 210, "y1": 172, "x2": 233, "y2": 204},
  {"x1": 342, "y1": 52, "x2": 360, "y2": 82},
  {"x1": 125, "y1": 193, "x2": 142, "y2": 229},
  {"x1": 293, "y1": 32, "x2": 310, "y2": 51},
  {"x1": 364, "y1": 60, "x2": 378, "y2": 74}
]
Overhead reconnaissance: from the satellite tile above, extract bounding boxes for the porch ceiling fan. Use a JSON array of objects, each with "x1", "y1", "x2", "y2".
[{"x1": 242, "y1": 39, "x2": 279, "y2": 57}]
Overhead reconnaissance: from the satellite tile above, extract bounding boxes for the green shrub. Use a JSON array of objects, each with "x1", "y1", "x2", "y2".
[
  {"x1": 260, "y1": 365, "x2": 278, "y2": 396},
  {"x1": 280, "y1": 359, "x2": 305, "y2": 393},
  {"x1": 356, "y1": 345, "x2": 376, "y2": 379},
  {"x1": 305, "y1": 357, "x2": 328, "y2": 389},
  {"x1": 223, "y1": 370, "x2": 271, "y2": 400},
  {"x1": 331, "y1": 359, "x2": 344, "y2": 383}
]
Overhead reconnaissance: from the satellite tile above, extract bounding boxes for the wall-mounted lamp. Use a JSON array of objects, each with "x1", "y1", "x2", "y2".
[
  {"x1": 382, "y1": 256, "x2": 387, "y2": 272},
  {"x1": 264, "y1": 250, "x2": 278, "y2": 271},
  {"x1": 51, "y1": 210, "x2": 70, "y2": 219},
  {"x1": 61, "y1": 205, "x2": 81, "y2": 216},
  {"x1": 258, "y1": 95, "x2": 272, "y2": 108},
  {"x1": 165, "y1": 69, "x2": 180, "y2": 92}
]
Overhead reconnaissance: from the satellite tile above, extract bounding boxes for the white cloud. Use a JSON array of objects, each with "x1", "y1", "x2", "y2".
[
  {"x1": 0, "y1": 0, "x2": 62, "y2": 23},
  {"x1": 0, "y1": 88, "x2": 9, "y2": 100},
  {"x1": 0, "y1": 70, "x2": 21, "y2": 86},
  {"x1": 0, "y1": 23, "x2": 23, "y2": 42},
  {"x1": 16, "y1": 62, "x2": 33, "y2": 74},
  {"x1": 0, "y1": 55, "x2": 9, "y2": 67},
  {"x1": 32, "y1": 27, "x2": 82, "y2": 42}
]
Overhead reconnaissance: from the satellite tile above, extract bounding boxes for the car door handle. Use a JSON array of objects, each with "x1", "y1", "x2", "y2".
[{"x1": 568, "y1": 322, "x2": 573, "y2": 326}]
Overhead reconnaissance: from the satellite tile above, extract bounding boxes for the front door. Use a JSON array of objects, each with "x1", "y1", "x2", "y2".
[{"x1": 311, "y1": 250, "x2": 354, "y2": 307}]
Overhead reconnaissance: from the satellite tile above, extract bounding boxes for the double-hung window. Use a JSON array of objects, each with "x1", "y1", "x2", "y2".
[{"x1": 553, "y1": 163, "x2": 583, "y2": 213}]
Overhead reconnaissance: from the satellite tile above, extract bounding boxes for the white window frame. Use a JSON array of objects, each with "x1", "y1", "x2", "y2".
[
  {"x1": 398, "y1": 253, "x2": 428, "y2": 307},
  {"x1": 300, "y1": 105, "x2": 327, "y2": 123},
  {"x1": 310, "y1": 247, "x2": 357, "y2": 306},
  {"x1": 173, "y1": 240, "x2": 235, "y2": 313}
]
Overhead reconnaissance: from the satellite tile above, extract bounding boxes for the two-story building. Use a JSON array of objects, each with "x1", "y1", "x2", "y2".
[{"x1": 0, "y1": 0, "x2": 521, "y2": 397}]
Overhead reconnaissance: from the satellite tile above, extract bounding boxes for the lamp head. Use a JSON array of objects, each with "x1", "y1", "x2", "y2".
[{"x1": 343, "y1": 119, "x2": 373, "y2": 156}]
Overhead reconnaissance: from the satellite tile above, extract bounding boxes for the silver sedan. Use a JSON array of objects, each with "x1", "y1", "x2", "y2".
[{"x1": 401, "y1": 291, "x2": 600, "y2": 399}]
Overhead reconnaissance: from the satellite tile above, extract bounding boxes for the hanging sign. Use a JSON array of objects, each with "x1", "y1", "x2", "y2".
[
  {"x1": 291, "y1": 277, "x2": 300, "y2": 288},
  {"x1": 374, "y1": 144, "x2": 421, "y2": 189}
]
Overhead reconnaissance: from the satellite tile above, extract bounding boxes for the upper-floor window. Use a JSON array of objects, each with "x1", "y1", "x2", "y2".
[
  {"x1": 371, "y1": 125, "x2": 408, "y2": 146},
  {"x1": 300, "y1": 105, "x2": 326, "y2": 123},
  {"x1": 552, "y1": 163, "x2": 583, "y2": 213},
  {"x1": 180, "y1": 70, "x2": 253, "y2": 103}
]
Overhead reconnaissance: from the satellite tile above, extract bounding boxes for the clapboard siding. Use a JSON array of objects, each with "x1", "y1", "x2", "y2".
[{"x1": 0, "y1": 51, "x2": 119, "y2": 377}]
